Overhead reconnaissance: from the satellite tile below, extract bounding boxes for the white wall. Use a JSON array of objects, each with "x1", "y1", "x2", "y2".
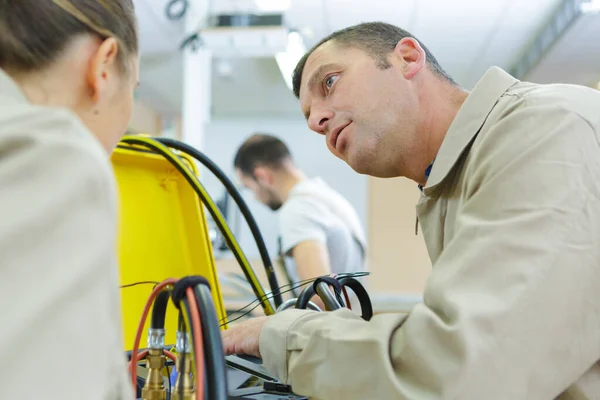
[{"x1": 199, "y1": 117, "x2": 369, "y2": 260}]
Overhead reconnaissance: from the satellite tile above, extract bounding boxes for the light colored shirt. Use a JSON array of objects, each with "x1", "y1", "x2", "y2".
[
  {"x1": 279, "y1": 177, "x2": 367, "y2": 283},
  {"x1": 259, "y1": 67, "x2": 600, "y2": 399},
  {"x1": 0, "y1": 69, "x2": 133, "y2": 399}
]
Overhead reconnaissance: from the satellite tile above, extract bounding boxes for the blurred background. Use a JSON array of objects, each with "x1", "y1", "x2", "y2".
[{"x1": 127, "y1": 0, "x2": 600, "y2": 312}]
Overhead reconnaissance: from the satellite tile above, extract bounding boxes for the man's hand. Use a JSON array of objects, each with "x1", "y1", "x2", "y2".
[{"x1": 221, "y1": 316, "x2": 270, "y2": 358}]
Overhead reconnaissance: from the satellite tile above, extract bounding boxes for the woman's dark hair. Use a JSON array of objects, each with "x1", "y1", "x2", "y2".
[{"x1": 0, "y1": 0, "x2": 138, "y2": 73}]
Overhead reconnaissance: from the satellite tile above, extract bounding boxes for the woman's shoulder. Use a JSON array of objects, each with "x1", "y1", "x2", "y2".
[
  {"x1": 1, "y1": 100, "x2": 107, "y2": 159},
  {"x1": 0, "y1": 100, "x2": 115, "y2": 190},
  {"x1": 2, "y1": 100, "x2": 85, "y2": 139}
]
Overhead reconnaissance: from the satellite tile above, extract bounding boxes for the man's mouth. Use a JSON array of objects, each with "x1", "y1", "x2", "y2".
[{"x1": 330, "y1": 122, "x2": 351, "y2": 150}]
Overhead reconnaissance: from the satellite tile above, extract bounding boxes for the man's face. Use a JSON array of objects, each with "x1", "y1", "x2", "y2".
[
  {"x1": 299, "y1": 40, "x2": 421, "y2": 178},
  {"x1": 236, "y1": 169, "x2": 283, "y2": 211}
]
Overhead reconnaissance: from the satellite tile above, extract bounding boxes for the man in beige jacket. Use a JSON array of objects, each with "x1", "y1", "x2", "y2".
[{"x1": 222, "y1": 22, "x2": 600, "y2": 399}]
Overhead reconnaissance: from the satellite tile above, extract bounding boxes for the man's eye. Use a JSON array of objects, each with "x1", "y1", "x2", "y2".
[{"x1": 325, "y1": 75, "x2": 338, "y2": 89}]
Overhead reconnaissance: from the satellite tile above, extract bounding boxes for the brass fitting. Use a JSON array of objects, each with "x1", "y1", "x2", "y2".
[
  {"x1": 171, "y1": 353, "x2": 195, "y2": 400},
  {"x1": 141, "y1": 348, "x2": 167, "y2": 400}
]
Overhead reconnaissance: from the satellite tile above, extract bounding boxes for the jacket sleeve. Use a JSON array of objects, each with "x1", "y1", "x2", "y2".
[
  {"x1": 0, "y1": 111, "x2": 134, "y2": 400},
  {"x1": 259, "y1": 102, "x2": 600, "y2": 399}
]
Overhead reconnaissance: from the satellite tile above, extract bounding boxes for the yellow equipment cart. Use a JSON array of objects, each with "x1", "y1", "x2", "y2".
[{"x1": 111, "y1": 141, "x2": 227, "y2": 349}]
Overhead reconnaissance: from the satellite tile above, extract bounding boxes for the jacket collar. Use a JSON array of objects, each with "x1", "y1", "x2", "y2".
[
  {"x1": 0, "y1": 68, "x2": 29, "y2": 104},
  {"x1": 423, "y1": 67, "x2": 519, "y2": 193}
]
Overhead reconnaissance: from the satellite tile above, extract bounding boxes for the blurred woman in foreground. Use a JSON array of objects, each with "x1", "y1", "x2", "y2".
[{"x1": 0, "y1": 1, "x2": 139, "y2": 398}]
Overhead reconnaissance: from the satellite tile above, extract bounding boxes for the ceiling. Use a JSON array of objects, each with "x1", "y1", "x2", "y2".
[
  {"x1": 524, "y1": 11, "x2": 600, "y2": 86},
  {"x1": 132, "y1": 0, "x2": 583, "y2": 118}
]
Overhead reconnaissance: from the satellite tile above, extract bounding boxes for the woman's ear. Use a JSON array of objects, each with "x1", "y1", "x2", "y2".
[{"x1": 87, "y1": 37, "x2": 119, "y2": 103}]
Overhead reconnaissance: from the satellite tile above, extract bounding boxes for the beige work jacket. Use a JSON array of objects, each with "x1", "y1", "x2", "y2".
[
  {"x1": 0, "y1": 69, "x2": 133, "y2": 399},
  {"x1": 259, "y1": 67, "x2": 600, "y2": 399}
]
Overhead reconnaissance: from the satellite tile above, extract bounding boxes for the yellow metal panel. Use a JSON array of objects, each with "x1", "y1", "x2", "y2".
[{"x1": 111, "y1": 144, "x2": 226, "y2": 349}]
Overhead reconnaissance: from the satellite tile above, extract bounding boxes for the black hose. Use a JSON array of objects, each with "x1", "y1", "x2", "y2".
[
  {"x1": 296, "y1": 276, "x2": 344, "y2": 311},
  {"x1": 156, "y1": 137, "x2": 283, "y2": 308},
  {"x1": 338, "y1": 276, "x2": 373, "y2": 321},
  {"x1": 194, "y1": 283, "x2": 228, "y2": 400},
  {"x1": 151, "y1": 289, "x2": 171, "y2": 329},
  {"x1": 295, "y1": 283, "x2": 316, "y2": 311}
]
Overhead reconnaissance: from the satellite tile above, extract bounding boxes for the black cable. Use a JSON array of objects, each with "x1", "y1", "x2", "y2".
[
  {"x1": 165, "y1": 0, "x2": 188, "y2": 20},
  {"x1": 220, "y1": 272, "x2": 372, "y2": 326},
  {"x1": 220, "y1": 300, "x2": 268, "y2": 327},
  {"x1": 166, "y1": 364, "x2": 171, "y2": 400},
  {"x1": 156, "y1": 137, "x2": 284, "y2": 308},
  {"x1": 220, "y1": 277, "x2": 316, "y2": 323},
  {"x1": 151, "y1": 289, "x2": 172, "y2": 329},
  {"x1": 220, "y1": 272, "x2": 371, "y2": 324},
  {"x1": 120, "y1": 281, "x2": 160, "y2": 289},
  {"x1": 220, "y1": 280, "x2": 317, "y2": 326},
  {"x1": 194, "y1": 283, "x2": 228, "y2": 400},
  {"x1": 221, "y1": 287, "x2": 301, "y2": 326}
]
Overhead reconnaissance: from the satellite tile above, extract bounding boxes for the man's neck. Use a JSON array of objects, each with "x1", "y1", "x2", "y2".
[
  {"x1": 275, "y1": 168, "x2": 306, "y2": 202},
  {"x1": 415, "y1": 81, "x2": 470, "y2": 186}
]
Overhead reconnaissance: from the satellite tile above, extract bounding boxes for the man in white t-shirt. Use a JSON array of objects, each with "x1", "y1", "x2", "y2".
[{"x1": 233, "y1": 133, "x2": 367, "y2": 305}]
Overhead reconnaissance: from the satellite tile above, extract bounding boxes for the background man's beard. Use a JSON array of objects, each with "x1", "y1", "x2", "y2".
[{"x1": 267, "y1": 200, "x2": 282, "y2": 211}]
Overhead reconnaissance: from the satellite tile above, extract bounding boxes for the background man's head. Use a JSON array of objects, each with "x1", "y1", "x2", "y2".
[
  {"x1": 234, "y1": 134, "x2": 294, "y2": 211},
  {"x1": 291, "y1": 22, "x2": 457, "y2": 179}
]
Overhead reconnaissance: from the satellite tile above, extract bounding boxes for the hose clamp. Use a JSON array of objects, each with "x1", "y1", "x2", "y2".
[
  {"x1": 147, "y1": 328, "x2": 166, "y2": 349},
  {"x1": 176, "y1": 330, "x2": 192, "y2": 353}
]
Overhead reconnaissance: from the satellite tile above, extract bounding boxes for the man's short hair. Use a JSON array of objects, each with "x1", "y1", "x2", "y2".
[
  {"x1": 292, "y1": 22, "x2": 456, "y2": 98},
  {"x1": 234, "y1": 134, "x2": 293, "y2": 176}
]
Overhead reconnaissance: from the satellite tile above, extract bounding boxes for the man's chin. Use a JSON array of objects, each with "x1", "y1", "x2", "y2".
[
  {"x1": 347, "y1": 154, "x2": 368, "y2": 175},
  {"x1": 348, "y1": 157, "x2": 384, "y2": 177},
  {"x1": 352, "y1": 162, "x2": 401, "y2": 178}
]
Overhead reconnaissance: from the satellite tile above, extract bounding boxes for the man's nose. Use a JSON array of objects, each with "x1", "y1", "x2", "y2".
[{"x1": 307, "y1": 107, "x2": 334, "y2": 135}]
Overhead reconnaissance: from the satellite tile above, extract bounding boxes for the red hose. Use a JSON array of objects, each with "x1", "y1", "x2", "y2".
[
  {"x1": 186, "y1": 287, "x2": 205, "y2": 400},
  {"x1": 129, "y1": 278, "x2": 179, "y2": 387},
  {"x1": 342, "y1": 286, "x2": 352, "y2": 310},
  {"x1": 129, "y1": 278, "x2": 206, "y2": 399}
]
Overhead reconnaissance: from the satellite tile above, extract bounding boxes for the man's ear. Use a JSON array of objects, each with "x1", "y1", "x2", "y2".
[
  {"x1": 253, "y1": 166, "x2": 272, "y2": 185},
  {"x1": 87, "y1": 37, "x2": 119, "y2": 103},
  {"x1": 393, "y1": 37, "x2": 426, "y2": 79}
]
